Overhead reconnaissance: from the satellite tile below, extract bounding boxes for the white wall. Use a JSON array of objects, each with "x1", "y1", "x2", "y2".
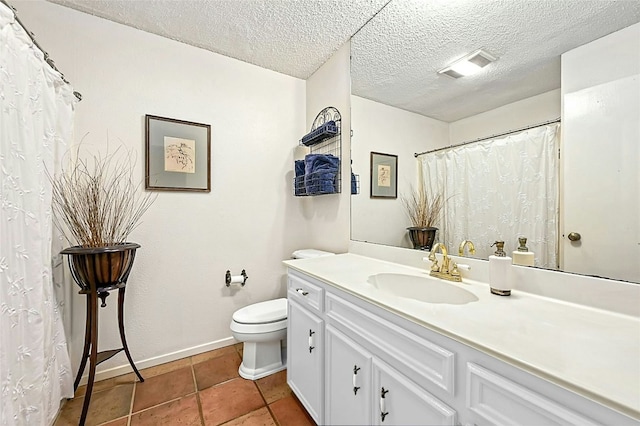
[
  {"x1": 449, "y1": 89, "x2": 561, "y2": 144},
  {"x1": 351, "y1": 96, "x2": 449, "y2": 247},
  {"x1": 17, "y1": 0, "x2": 308, "y2": 380},
  {"x1": 302, "y1": 42, "x2": 352, "y2": 254}
]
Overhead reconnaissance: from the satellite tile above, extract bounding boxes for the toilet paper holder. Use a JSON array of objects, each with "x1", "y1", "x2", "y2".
[{"x1": 226, "y1": 269, "x2": 248, "y2": 287}]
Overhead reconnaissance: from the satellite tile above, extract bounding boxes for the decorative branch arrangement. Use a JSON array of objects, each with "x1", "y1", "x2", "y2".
[
  {"x1": 49, "y1": 145, "x2": 157, "y2": 248},
  {"x1": 401, "y1": 184, "x2": 445, "y2": 228}
]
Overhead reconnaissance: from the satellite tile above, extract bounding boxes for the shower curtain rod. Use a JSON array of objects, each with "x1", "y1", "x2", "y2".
[
  {"x1": 414, "y1": 117, "x2": 561, "y2": 157},
  {"x1": 2, "y1": 0, "x2": 82, "y2": 101}
]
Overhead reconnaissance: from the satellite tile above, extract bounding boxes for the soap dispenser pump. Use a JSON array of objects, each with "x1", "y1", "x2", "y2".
[
  {"x1": 489, "y1": 241, "x2": 512, "y2": 296},
  {"x1": 512, "y1": 237, "x2": 535, "y2": 266}
]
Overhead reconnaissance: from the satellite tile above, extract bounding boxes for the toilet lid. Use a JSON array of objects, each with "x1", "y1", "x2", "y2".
[
  {"x1": 292, "y1": 249, "x2": 335, "y2": 259},
  {"x1": 233, "y1": 298, "x2": 287, "y2": 324}
]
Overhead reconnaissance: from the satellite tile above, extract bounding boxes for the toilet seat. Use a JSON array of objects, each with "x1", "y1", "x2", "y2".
[
  {"x1": 230, "y1": 298, "x2": 287, "y2": 335},
  {"x1": 230, "y1": 318, "x2": 286, "y2": 335},
  {"x1": 232, "y1": 298, "x2": 287, "y2": 324}
]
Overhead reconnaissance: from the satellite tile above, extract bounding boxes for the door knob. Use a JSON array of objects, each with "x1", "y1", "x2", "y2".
[{"x1": 568, "y1": 232, "x2": 581, "y2": 241}]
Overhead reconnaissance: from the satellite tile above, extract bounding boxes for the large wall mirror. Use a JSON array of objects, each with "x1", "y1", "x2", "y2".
[{"x1": 350, "y1": 0, "x2": 640, "y2": 283}]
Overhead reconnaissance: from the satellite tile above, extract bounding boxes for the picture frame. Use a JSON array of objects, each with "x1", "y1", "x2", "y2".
[
  {"x1": 145, "y1": 114, "x2": 211, "y2": 192},
  {"x1": 370, "y1": 151, "x2": 397, "y2": 198}
]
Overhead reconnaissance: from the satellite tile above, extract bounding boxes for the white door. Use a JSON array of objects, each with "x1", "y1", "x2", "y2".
[
  {"x1": 325, "y1": 325, "x2": 372, "y2": 425},
  {"x1": 287, "y1": 300, "x2": 324, "y2": 424},
  {"x1": 562, "y1": 75, "x2": 640, "y2": 282},
  {"x1": 372, "y1": 359, "x2": 456, "y2": 425}
]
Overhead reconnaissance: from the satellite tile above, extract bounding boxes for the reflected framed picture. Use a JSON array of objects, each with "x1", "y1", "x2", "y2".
[
  {"x1": 370, "y1": 151, "x2": 397, "y2": 198},
  {"x1": 145, "y1": 114, "x2": 211, "y2": 192}
]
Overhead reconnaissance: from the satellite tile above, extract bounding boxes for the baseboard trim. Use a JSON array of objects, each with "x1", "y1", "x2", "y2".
[{"x1": 78, "y1": 336, "x2": 237, "y2": 386}]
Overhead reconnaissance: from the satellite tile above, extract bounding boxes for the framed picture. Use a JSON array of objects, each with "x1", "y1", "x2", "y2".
[
  {"x1": 145, "y1": 115, "x2": 211, "y2": 192},
  {"x1": 370, "y1": 151, "x2": 397, "y2": 198}
]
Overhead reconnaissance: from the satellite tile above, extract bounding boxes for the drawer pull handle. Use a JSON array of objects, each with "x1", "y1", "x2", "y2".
[
  {"x1": 295, "y1": 288, "x2": 309, "y2": 296},
  {"x1": 380, "y1": 387, "x2": 389, "y2": 422},
  {"x1": 353, "y1": 365, "x2": 361, "y2": 395},
  {"x1": 308, "y1": 330, "x2": 315, "y2": 353}
]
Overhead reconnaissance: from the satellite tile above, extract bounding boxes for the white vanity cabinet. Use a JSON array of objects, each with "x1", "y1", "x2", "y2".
[
  {"x1": 287, "y1": 275, "x2": 325, "y2": 424},
  {"x1": 325, "y1": 325, "x2": 372, "y2": 425},
  {"x1": 286, "y1": 268, "x2": 639, "y2": 426},
  {"x1": 372, "y1": 359, "x2": 457, "y2": 425}
]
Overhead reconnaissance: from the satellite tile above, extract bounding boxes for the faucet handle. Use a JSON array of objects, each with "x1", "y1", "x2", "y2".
[
  {"x1": 423, "y1": 256, "x2": 440, "y2": 272},
  {"x1": 450, "y1": 263, "x2": 461, "y2": 278}
]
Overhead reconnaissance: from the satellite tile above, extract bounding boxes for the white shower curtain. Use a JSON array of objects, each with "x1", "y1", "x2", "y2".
[
  {"x1": 420, "y1": 124, "x2": 559, "y2": 267},
  {"x1": 0, "y1": 3, "x2": 74, "y2": 425}
]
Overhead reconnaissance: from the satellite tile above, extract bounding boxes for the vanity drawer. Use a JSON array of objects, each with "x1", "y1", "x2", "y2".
[
  {"x1": 466, "y1": 363, "x2": 599, "y2": 426},
  {"x1": 288, "y1": 274, "x2": 324, "y2": 313},
  {"x1": 326, "y1": 293, "x2": 455, "y2": 395}
]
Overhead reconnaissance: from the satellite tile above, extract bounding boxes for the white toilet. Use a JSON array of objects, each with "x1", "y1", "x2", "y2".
[{"x1": 230, "y1": 249, "x2": 334, "y2": 380}]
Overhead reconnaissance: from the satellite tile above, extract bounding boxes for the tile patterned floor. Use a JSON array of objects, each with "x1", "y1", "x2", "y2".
[{"x1": 54, "y1": 344, "x2": 315, "y2": 426}]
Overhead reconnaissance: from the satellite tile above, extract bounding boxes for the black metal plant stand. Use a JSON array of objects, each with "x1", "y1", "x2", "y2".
[{"x1": 61, "y1": 243, "x2": 145, "y2": 426}]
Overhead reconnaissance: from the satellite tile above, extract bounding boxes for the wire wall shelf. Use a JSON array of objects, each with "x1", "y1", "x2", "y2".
[{"x1": 294, "y1": 107, "x2": 342, "y2": 196}]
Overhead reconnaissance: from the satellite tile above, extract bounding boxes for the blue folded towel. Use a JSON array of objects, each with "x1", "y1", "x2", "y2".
[
  {"x1": 351, "y1": 172, "x2": 357, "y2": 194},
  {"x1": 304, "y1": 154, "x2": 340, "y2": 194},
  {"x1": 295, "y1": 160, "x2": 306, "y2": 195},
  {"x1": 301, "y1": 121, "x2": 338, "y2": 146}
]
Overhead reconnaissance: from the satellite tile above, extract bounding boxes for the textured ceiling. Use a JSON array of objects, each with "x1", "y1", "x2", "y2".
[
  {"x1": 352, "y1": 0, "x2": 640, "y2": 121},
  {"x1": 47, "y1": 0, "x2": 640, "y2": 122},
  {"x1": 46, "y1": 0, "x2": 390, "y2": 78}
]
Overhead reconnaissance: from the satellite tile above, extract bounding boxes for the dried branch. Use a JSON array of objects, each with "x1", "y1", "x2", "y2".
[
  {"x1": 401, "y1": 185, "x2": 445, "y2": 228},
  {"x1": 48, "y1": 144, "x2": 157, "y2": 248}
]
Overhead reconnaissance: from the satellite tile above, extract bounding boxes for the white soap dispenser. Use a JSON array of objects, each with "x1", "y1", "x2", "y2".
[
  {"x1": 489, "y1": 241, "x2": 513, "y2": 296},
  {"x1": 512, "y1": 237, "x2": 535, "y2": 266}
]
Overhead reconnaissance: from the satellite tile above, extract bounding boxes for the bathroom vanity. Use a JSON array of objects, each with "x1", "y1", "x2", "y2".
[{"x1": 284, "y1": 254, "x2": 639, "y2": 426}]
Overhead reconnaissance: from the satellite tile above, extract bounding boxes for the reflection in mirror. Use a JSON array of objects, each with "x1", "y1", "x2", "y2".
[
  {"x1": 420, "y1": 122, "x2": 560, "y2": 268},
  {"x1": 349, "y1": 0, "x2": 640, "y2": 283}
]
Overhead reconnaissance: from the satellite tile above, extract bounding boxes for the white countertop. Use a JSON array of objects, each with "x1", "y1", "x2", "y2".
[{"x1": 284, "y1": 253, "x2": 640, "y2": 419}]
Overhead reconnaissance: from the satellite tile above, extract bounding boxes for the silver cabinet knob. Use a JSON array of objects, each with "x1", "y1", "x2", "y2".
[{"x1": 568, "y1": 232, "x2": 581, "y2": 241}]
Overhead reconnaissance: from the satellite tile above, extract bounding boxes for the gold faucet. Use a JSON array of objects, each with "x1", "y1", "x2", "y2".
[
  {"x1": 427, "y1": 243, "x2": 462, "y2": 282},
  {"x1": 458, "y1": 240, "x2": 476, "y2": 256}
]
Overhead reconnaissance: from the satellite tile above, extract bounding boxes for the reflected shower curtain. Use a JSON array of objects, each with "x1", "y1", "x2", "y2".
[
  {"x1": 0, "y1": 3, "x2": 74, "y2": 425},
  {"x1": 420, "y1": 124, "x2": 559, "y2": 268}
]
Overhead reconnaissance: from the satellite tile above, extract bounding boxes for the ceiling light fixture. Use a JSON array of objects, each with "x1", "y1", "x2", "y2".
[{"x1": 438, "y1": 49, "x2": 497, "y2": 79}]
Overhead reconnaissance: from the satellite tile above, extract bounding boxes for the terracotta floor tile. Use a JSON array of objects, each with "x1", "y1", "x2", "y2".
[
  {"x1": 193, "y1": 352, "x2": 241, "y2": 390},
  {"x1": 130, "y1": 394, "x2": 201, "y2": 426},
  {"x1": 269, "y1": 395, "x2": 315, "y2": 426},
  {"x1": 133, "y1": 367, "x2": 195, "y2": 413},
  {"x1": 234, "y1": 343, "x2": 243, "y2": 358},
  {"x1": 200, "y1": 378, "x2": 264, "y2": 426},
  {"x1": 255, "y1": 370, "x2": 291, "y2": 404},
  {"x1": 99, "y1": 417, "x2": 129, "y2": 426},
  {"x1": 222, "y1": 407, "x2": 275, "y2": 426},
  {"x1": 75, "y1": 372, "x2": 137, "y2": 398},
  {"x1": 55, "y1": 384, "x2": 133, "y2": 426},
  {"x1": 139, "y1": 357, "x2": 192, "y2": 380},
  {"x1": 192, "y1": 346, "x2": 238, "y2": 365}
]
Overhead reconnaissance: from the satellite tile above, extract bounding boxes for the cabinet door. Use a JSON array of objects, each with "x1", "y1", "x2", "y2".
[
  {"x1": 373, "y1": 359, "x2": 456, "y2": 426},
  {"x1": 287, "y1": 300, "x2": 324, "y2": 424},
  {"x1": 326, "y1": 325, "x2": 372, "y2": 425}
]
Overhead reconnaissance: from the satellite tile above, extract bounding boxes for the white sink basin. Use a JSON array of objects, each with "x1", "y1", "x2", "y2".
[{"x1": 368, "y1": 273, "x2": 479, "y2": 305}]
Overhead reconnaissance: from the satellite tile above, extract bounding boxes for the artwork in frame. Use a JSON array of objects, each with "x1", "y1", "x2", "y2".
[
  {"x1": 370, "y1": 151, "x2": 397, "y2": 198},
  {"x1": 145, "y1": 114, "x2": 211, "y2": 192}
]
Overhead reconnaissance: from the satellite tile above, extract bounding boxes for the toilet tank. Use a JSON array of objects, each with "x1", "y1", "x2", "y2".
[{"x1": 292, "y1": 249, "x2": 335, "y2": 259}]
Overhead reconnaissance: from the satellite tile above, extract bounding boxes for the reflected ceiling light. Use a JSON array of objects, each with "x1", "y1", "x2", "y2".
[{"x1": 438, "y1": 49, "x2": 497, "y2": 78}]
